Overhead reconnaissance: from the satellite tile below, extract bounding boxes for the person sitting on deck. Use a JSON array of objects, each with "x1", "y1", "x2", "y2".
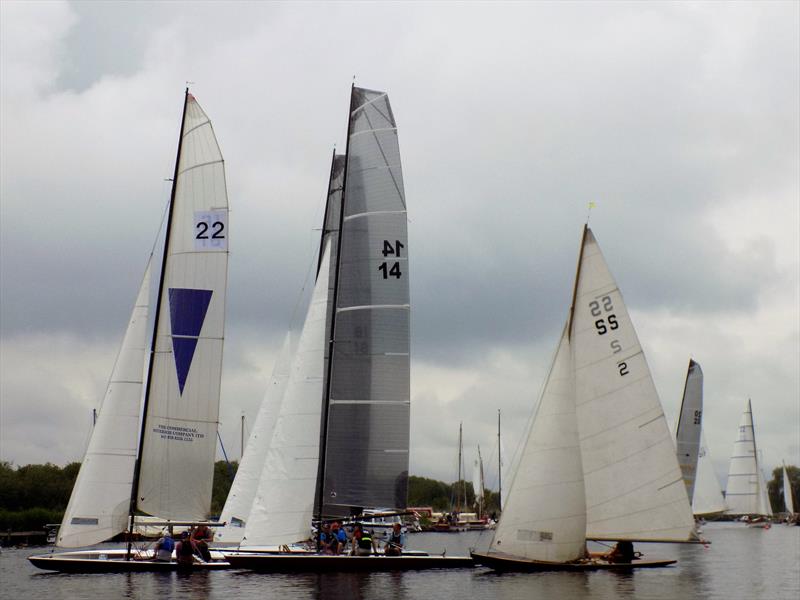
[
  {"x1": 350, "y1": 525, "x2": 378, "y2": 556},
  {"x1": 606, "y1": 540, "x2": 636, "y2": 564},
  {"x1": 154, "y1": 532, "x2": 175, "y2": 562},
  {"x1": 319, "y1": 523, "x2": 335, "y2": 555},
  {"x1": 191, "y1": 524, "x2": 213, "y2": 562},
  {"x1": 384, "y1": 523, "x2": 405, "y2": 556},
  {"x1": 330, "y1": 522, "x2": 346, "y2": 555},
  {"x1": 176, "y1": 531, "x2": 195, "y2": 569}
]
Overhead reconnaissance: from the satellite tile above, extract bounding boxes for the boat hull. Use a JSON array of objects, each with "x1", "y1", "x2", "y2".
[
  {"x1": 225, "y1": 552, "x2": 474, "y2": 572},
  {"x1": 28, "y1": 549, "x2": 230, "y2": 572},
  {"x1": 470, "y1": 551, "x2": 677, "y2": 572}
]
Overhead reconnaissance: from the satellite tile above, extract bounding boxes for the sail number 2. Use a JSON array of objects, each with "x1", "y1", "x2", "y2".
[
  {"x1": 589, "y1": 295, "x2": 628, "y2": 377},
  {"x1": 378, "y1": 240, "x2": 404, "y2": 279}
]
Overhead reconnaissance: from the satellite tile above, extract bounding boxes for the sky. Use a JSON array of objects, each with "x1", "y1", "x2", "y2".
[{"x1": 1, "y1": 1, "x2": 798, "y2": 494}]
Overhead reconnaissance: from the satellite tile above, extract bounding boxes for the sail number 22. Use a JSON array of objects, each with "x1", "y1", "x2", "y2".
[
  {"x1": 378, "y1": 240, "x2": 404, "y2": 279},
  {"x1": 589, "y1": 295, "x2": 628, "y2": 377}
]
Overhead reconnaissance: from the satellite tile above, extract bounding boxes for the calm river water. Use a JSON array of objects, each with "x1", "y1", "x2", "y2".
[{"x1": 2, "y1": 523, "x2": 798, "y2": 599}]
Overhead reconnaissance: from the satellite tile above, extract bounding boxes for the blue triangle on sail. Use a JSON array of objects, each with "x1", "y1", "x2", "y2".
[{"x1": 168, "y1": 288, "x2": 213, "y2": 394}]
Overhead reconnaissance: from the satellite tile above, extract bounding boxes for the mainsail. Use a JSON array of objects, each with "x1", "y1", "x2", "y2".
[
  {"x1": 725, "y1": 399, "x2": 772, "y2": 516},
  {"x1": 783, "y1": 463, "x2": 795, "y2": 514},
  {"x1": 57, "y1": 264, "x2": 151, "y2": 547},
  {"x1": 216, "y1": 332, "x2": 294, "y2": 544},
  {"x1": 137, "y1": 93, "x2": 230, "y2": 521},
  {"x1": 571, "y1": 228, "x2": 696, "y2": 542},
  {"x1": 320, "y1": 87, "x2": 410, "y2": 515},
  {"x1": 675, "y1": 360, "x2": 703, "y2": 503}
]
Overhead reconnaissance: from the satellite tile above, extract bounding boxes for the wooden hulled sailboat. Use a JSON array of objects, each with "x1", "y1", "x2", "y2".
[
  {"x1": 29, "y1": 90, "x2": 231, "y2": 572},
  {"x1": 472, "y1": 226, "x2": 701, "y2": 572},
  {"x1": 224, "y1": 86, "x2": 471, "y2": 571}
]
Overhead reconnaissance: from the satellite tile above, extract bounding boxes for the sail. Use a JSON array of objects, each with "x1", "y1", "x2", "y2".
[
  {"x1": 675, "y1": 360, "x2": 703, "y2": 503},
  {"x1": 216, "y1": 332, "x2": 294, "y2": 544},
  {"x1": 783, "y1": 464, "x2": 795, "y2": 514},
  {"x1": 571, "y1": 227, "x2": 696, "y2": 542},
  {"x1": 137, "y1": 94, "x2": 229, "y2": 520},
  {"x1": 490, "y1": 328, "x2": 587, "y2": 562},
  {"x1": 241, "y1": 243, "x2": 331, "y2": 546},
  {"x1": 321, "y1": 87, "x2": 410, "y2": 514},
  {"x1": 692, "y1": 431, "x2": 728, "y2": 516},
  {"x1": 58, "y1": 264, "x2": 151, "y2": 547},
  {"x1": 472, "y1": 452, "x2": 484, "y2": 505},
  {"x1": 725, "y1": 399, "x2": 767, "y2": 515},
  {"x1": 757, "y1": 465, "x2": 774, "y2": 516}
]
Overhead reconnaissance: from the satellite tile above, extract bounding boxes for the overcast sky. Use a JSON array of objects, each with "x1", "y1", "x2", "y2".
[{"x1": 1, "y1": 1, "x2": 798, "y2": 492}]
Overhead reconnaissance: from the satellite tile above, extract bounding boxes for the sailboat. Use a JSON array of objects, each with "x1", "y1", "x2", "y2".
[
  {"x1": 781, "y1": 463, "x2": 797, "y2": 523},
  {"x1": 724, "y1": 399, "x2": 773, "y2": 525},
  {"x1": 674, "y1": 360, "x2": 728, "y2": 517},
  {"x1": 224, "y1": 86, "x2": 472, "y2": 571},
  {"x1": 29, "y1": 89, "x2": 231, "y2": 572},
  {"x1": 471, "y1": 225, "x2": 701, "y2": 572}
]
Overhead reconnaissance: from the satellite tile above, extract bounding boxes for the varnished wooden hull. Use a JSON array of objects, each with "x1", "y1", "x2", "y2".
[{"x1": 470, "y1": 551, "x2": 676, "y2": 572}]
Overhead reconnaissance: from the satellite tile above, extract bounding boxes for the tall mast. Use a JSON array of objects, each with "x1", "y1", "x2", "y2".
[
  {"x1": 315, "y1": 148, "x2": 338, "y2": 280},
  {"x1": 497, "y1": 409, "x2": 502, "y2": 511},
  {"x1": 126, "y1": 88, "x2": 190, "y2": 559},
  {"x1": 315, "y1": 84, "x2": 355, "y2": 528},
  {"x1": 240, "y1": 413, "x2": 245, "y2": 461},
  {"x1": 567, "y1": 224, "x2": 589, "y2": 340},
  {"x1": 457, "y1": 422, "x2": 464, "y2": 511}
]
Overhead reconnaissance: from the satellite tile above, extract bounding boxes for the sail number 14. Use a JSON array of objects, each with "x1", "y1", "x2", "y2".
[
  {"x1": 378, "y1": 240, "x2": 404, "y2": 279},
  {"x1": 589, "y1": 295, "x2": 628, "y2": 377}
]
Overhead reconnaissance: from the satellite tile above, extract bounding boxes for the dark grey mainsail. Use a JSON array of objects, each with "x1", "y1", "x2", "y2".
[{"x1": 320, "y1": 87, "x2": 410, "y2": 515}]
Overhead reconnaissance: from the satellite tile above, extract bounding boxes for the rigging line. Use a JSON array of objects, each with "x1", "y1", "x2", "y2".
[{"x1": 360, "y1": 103, "x2": 405, "y2": 210}]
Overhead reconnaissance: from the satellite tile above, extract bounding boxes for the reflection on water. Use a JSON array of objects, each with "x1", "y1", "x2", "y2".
[{"x1": 7, "y1": 524, "x2": 799, "y2": 600}]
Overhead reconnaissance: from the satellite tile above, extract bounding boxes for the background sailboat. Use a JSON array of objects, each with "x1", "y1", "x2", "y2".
[
  {"x1": 472, "y1": 225, "x2": 698, "y2": 571},
  {"x1": 725, "y1": 399, "x2": 774, "y2": 520},
  {"x1": 675, "y1": 359, "x2": 703, "y2": 504},
  {"x1": 30, "y1": 89, "x2": 231, "y2": 572}
]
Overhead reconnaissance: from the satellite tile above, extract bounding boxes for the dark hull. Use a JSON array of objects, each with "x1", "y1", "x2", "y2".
[
  {"x1": 225, "y1": 552, "x2": 474, "y2": 572},
  {"x1": 470, "y1": 551, "x2": 677, "y2": 572},
  {"x1": 28, "y1": 553, "x2": 229, "y2": 573}
]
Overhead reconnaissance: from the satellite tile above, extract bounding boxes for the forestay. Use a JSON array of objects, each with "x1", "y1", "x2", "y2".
[
  {"x1": 138, "y1": 94, "x2": 229, "y2": 521},
  {"x1": 58, "y1": 265, "x2": 151, "y2": 547},
  {"x1": 675, "y1": 360, "x2": 703, "y2": 503},
  {"x1": 490, "y1": 328, "x2": 586, "y2": 562},
  {"x1": 571, "y1": 228, "x2": 696, "y2": 542},
  {"x1": 242, "y1": 244, "x2": 331, "y2": 546},
  {"x1": 216, "y1": 332, "x2": 294, "y2": 544},
  {"x1": 322, "y1": 87, "x2": 410, "y2": 514}
]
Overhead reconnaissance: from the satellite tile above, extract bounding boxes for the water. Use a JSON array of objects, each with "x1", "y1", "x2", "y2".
[{"x1": 3, "y1": 523, "x2": 798, "y2": 600}]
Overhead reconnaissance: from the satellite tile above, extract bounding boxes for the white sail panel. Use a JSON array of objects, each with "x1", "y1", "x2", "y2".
[
  {"x1": 138, "y1": 94, "x2": 229, "y2": 520},
  {"x1": 58, "y1": 265, "x2": 151, "y2": 547},
  {"x1": 472, "y1": 453, "x2": 484, "y2": 505},
  {"x1": 571, "y1": 228, "x2": 695, "y2": 542},
  {"x1": 692, "y1": 432, "x2": 728, "y2": 516},
  {"x1": 216, "y1": 332, "x2": 294, "y2": 544},
  {"x1": 783, "y1": 464, "x2": 795, "y2": 514},
  {"x1": 756, "y1": 465, "x2": 774, "y2": 517},
  {"x1": 725, "y1": 399, "x2": 765, "y2": 515},
  {"x1": 675, "y1": 360, "x2": 703, "y2": 503},
  {"x1": 241, "y1": 243, "x2": 331, "y2": 546},
  {"x1": 491, "y1": 329, "x2": 587, "y2": 562}
]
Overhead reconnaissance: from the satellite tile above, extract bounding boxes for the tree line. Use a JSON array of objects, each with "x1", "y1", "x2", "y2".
[{"x1": 3, "y1": 460, "x2": 795, "y2": 532}]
